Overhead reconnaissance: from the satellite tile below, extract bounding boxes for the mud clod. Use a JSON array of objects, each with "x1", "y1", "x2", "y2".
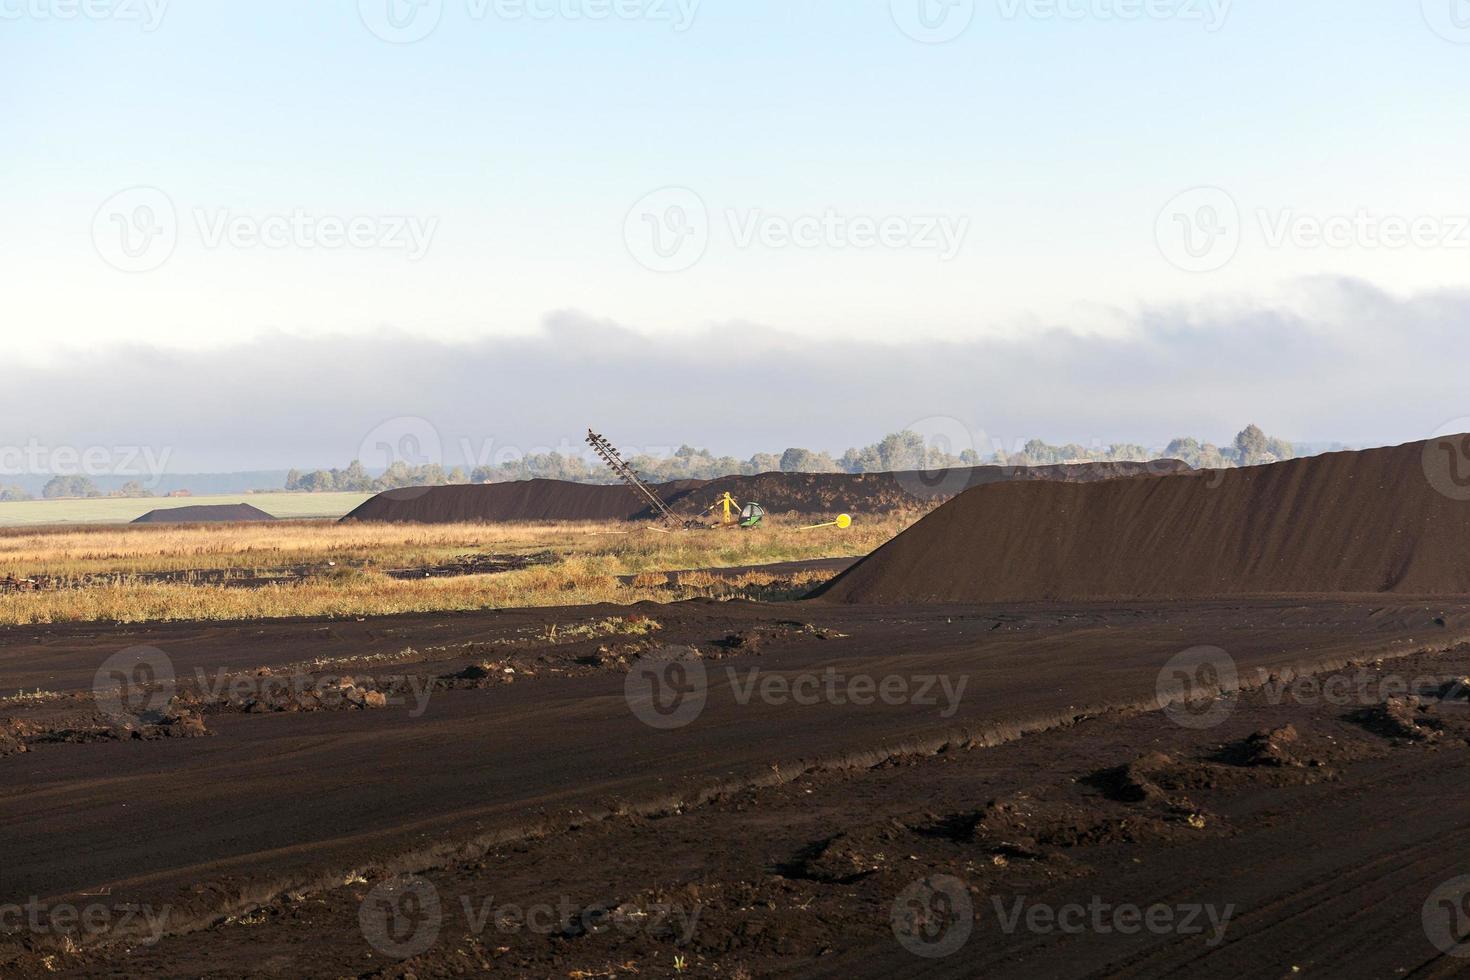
[
  {"x1": 1353, "y1": 697, "x2": 1437, "y2": 742},
  {"x1": 785, "y1": 823, "x2": 908, "y2": 883}
]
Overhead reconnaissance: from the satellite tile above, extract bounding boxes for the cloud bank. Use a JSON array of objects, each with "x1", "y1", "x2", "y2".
[{"x1": 5, "y1": 277, "x2": 1467, "y2": 473}]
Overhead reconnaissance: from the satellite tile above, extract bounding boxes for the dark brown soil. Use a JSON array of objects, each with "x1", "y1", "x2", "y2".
[
  {"x1": 2, "y1": 597, "x2": 1468, "y2": 977},
  {"x1": 15, "y1": 636, "x2": 1470, "y2": 979},
  {"x1": 341, "y1": 461, "x2": 1186, "y2": 524},
  {"x1": 616, "y1": 557, "x2": 861, "y2": 586},
  {"x1": 380, "y1": 551, "x2": 558, "y2": 580},
  {"x1": 130, "y1": 503, "x2": 278, "y2": 524},
  {"x1": 817, "y1": 438, "x2": 1470, "y2": 603}
]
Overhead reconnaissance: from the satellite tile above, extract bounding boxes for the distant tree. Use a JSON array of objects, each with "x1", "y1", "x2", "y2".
[
  {"x1": 1020, "y1": 439, "x2": 1057, "y2": 465},
  {"x1": 1107, "y1": 443, "x2": 1149, "y2": 462},
  {"x1": 1234, "y1": 424, "x2": 1271, "y2": 466},
  {"x1": 546, "y1": 453, "x2": 596, "y2": 482},
  {"x1": 1056, "y1": 443, "x2": 1091, "y2": 462},
  {"x1": 779, "y1": 448, "x2": 813, "y2": 472},
  {"x1": 0, "y1": 485, "x2": 32, "y2": 501},
  {"x1": 873, "y1": 431, "x2": 925, "y2": 470},
  {"x1": 42, "y1": 475, "x2": 101, "y2": 499},
  {"x1": 779, "y1": 448, "x2": 841, "y2": 473},
  {"x1": 340, "y1": 460, "x2": 372, "y2": 490},
  {"x1": 840, "y1": 445, "x2": 881, "y2": 474},
  {"x1": 377, "y1": 461, "x2": 416, "y2": 489},
  {"x1": 1165, "y1": 437, "x2": 1203, "y2": 466},
  {"x1": 741, "y1": 452, "x2": 777, "y2": 474},
  {"x1": 1266, "y1": 437, "x2": 1295, "y2": 462},
  {"x1": 111, "y1": 481, "x2": 153, "y2": 498},
  {"x1": 300, "y1": 469, "x2": 338, "y2": 492},
  {"x1": 1197, "y1": 443, "x2": 1228, "y2": 469}
]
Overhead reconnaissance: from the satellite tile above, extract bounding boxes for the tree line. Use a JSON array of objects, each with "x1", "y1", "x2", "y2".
[
  {"x1": 0, "y1": 477, "x2": 155, "y2": 501},
  {"x1": 281, "y1": 425, "x2": 1294, "y2": 493},
  {"x1": 1, "y1": 426, "x2": 1296, "y2": 500}
]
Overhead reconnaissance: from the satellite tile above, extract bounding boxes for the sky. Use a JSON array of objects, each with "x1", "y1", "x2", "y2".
[{"x1": 4, "y1": 0, "x2": 1470, "y2": 472}]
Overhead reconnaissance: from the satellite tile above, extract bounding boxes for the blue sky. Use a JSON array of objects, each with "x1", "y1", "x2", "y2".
[{"x1": 3, "y1": 1, "x2": 1469, "y2": 464}]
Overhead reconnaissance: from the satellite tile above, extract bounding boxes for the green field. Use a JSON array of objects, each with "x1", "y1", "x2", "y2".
[{"x1": 0, "y1": 492, "x2": 373, "y2": 527}]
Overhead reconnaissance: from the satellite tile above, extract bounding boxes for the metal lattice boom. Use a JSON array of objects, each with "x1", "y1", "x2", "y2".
[{"x1": 585, "y1": 429, "x2": 680, "y2": 525}]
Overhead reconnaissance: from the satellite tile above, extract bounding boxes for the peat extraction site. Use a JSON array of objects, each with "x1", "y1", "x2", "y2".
[{"x1": 10, "y1": 6, "x2": 1469, "y2": 976}]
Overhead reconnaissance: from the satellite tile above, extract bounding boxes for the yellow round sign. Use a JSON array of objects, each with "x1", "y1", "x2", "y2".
[{"x1": 835, "y1": 514, "x2": 852, "y2": 529}]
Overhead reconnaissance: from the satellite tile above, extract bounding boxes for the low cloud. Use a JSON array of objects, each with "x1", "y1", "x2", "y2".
[{"x1": 4, "y1": 277, "x2": 1465, "y2": 472}]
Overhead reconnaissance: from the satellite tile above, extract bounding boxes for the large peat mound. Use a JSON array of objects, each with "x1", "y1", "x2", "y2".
[
  {"x1": 815, "y1": 438, "x2": 1470, "y2": 603},
  {"x1": 342, "y1": 461, "x2": 1186, "y2": 524},
  {"x1": 342, "y1": 478, "x2": 704, "y2": 524},
  {"x1": 132, "y1": 503, "x2": 279, "y2": 524}
]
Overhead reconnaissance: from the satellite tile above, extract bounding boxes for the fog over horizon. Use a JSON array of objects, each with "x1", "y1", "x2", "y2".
[{"x1": 3, "y1": 276, "x2": 1466, "y2": 477}]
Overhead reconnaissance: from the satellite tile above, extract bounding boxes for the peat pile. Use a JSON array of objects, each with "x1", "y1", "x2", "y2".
[
  {"x1": 343, "y1": 478, "x2": 704, "y2": 524},
  {"x1": 697, "y1": 461, "x2": 1186, "y2": 516},
  {"x1": 132, "y1": 503, "x2": 278, "y2": 524},
  {"x1": 816, "y1": 438, "x2": 1470, "y2": 603},
  {"x1": 341, "y1": 461, "x2": 1184, "y2": 524}
]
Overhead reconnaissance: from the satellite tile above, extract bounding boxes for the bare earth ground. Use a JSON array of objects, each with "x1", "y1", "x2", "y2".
[{"x1": 4, "y1": 596, "x2": 1470, "y2": 977}]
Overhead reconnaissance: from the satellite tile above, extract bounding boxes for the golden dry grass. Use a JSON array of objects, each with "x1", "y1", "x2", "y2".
[
  {"x1": 0, "y1": 565, "x2": 836, "y2": 625},
  {"x1": 0, "y1": 515, "x2": 911, "y2": 576},
  {"x1": 0, "y1": 513, "x2": 922, "y2": 625},
  {"x1": 0, "y1": 521, "x2": 554, "y2": 576}
]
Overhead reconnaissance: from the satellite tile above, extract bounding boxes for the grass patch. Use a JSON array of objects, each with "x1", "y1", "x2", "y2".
[
  {"x1": 547, "y1": 615, "x2": 663, "y2": 643},
  {"x1": 0, "y1": 688, "x2": 68, "y2": 705}
]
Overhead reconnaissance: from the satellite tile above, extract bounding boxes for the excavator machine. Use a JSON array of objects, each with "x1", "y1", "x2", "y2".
[{"x1": 586, "y1": 429, "x2": 766, "y2": 530}]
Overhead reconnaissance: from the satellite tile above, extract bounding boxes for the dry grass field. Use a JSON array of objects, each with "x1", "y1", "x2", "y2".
[{"x1": 0, "y1": 512, "x2": 922, "y2": 625}]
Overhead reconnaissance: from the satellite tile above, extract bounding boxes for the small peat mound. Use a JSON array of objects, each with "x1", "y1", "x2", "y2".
[
  {"x1": 131, "y1": 503, "x2": 278, "y2": 524},
  {"x1": 815, "y1": 438, "x2": 1470, "y2": 603}
]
